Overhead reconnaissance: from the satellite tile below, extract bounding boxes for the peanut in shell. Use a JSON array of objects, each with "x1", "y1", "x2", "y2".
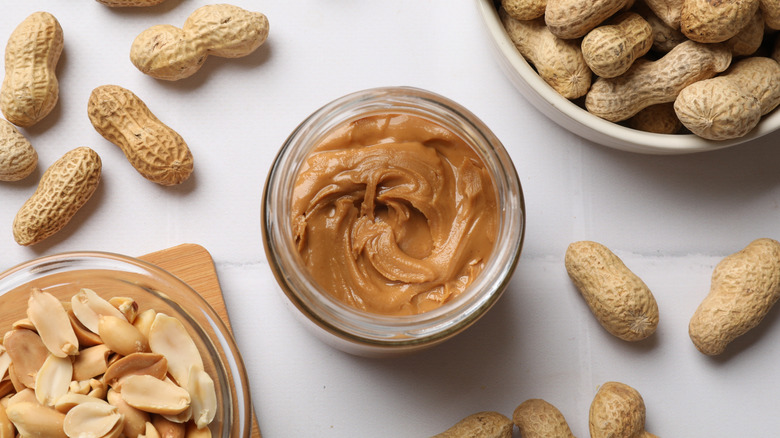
[
  {"x1": 88, "y1": 85, "x2": 193, "y2": 186},
  {"x1": 689, "y1": 238, "x2": 780, "y2": 355},
  {"x1": 12, "y1": 147, "x2": 101, "y2": 246},
  {"x1": 565, "y1": 241, "x2": 659, "y2": 341}
]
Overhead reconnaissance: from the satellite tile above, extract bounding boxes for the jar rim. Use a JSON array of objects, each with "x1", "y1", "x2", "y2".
[{"x1": 262, "y1": 86, "x2": 525, "y2": 350}]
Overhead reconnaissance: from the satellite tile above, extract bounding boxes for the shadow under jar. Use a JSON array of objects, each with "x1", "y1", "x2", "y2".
[{"x1": 262, "y1": 86, "x2": 525, "y2": 357}]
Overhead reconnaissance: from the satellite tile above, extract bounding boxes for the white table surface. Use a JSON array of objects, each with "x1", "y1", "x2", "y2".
[{"x1": 2, "y1": 1, "x2": 780, "y2": 436}]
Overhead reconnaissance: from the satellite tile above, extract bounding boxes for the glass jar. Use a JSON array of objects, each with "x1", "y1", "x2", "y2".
[{"x1": 262, "y1": 86, "x2": 525, "y2": 357}]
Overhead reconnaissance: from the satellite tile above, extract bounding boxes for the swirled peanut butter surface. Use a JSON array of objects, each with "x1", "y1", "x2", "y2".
[{"x1": 292, "y1": 114, "x2": 498, "y2": 315}]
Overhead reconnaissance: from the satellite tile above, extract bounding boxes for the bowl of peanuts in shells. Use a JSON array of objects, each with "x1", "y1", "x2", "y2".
[{"x1": 477, "y1": 0, "x2": 780, "y2": 154}]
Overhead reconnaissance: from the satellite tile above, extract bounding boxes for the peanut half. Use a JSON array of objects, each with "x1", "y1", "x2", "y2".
[
  {"x1": 512, "y1": 399, "x2": 575, "y2": 438},
  {"x1": 88, "y1": 85, "x2": 193, "y2": 186},
  {"x1": 689, "y1": 238, "x2": 780, "y2": 355},
  {"x1": 130, "y1": 4, "x2": 269, "y2": 81},
  {"x1": 565, "y1": 241, "x2": 659, "y2": 341},
  {"x1": 0, "y1": 12, "x2": 63, "y2": 127},
  {"x1": 12, "y1": 147, "x2": 102, "y2": 246},
  {"x1": 431, "y1": 411, "x2": 513, "y2": 438},
  {"x1": 589, "y1": 382, "x2": 658, "y2": 438},
  {"x1": 0, "y1": 119, "x2": 37, "y2": 182}
]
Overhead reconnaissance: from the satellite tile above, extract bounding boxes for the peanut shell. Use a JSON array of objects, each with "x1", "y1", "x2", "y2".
[
  {"x1": 513, "y1": 399, "x2": 575, "y2": 438},
  {"x1": 12, "y1": 147, "x2": 101, "y2": 246},
  {"x1": 88, "y1": 85, "x2": 193, "y2": 186},
  {"x1": 689, "y1": 238, "x2": 780, "y2": 355},
  {"x1": 501, "y1": 12, "x2": 592, "y2": 99},
  {"x1": 432, "y1": 411, "x2": 513, "y2": 438},
  {"x1": 585, "y1": 40, "x2": 731, "y2": 122},
  {"x1": 589, "y1": 382, "x2": 657, "y2": 438},
  {"x1": 681, "y1": 0, "x2": 760, "y2": 43},
  {"x1": 0, "y1": 119, "x2": 36, "y2": 181},
  {"x1": 565, "y1": 241, "x2": 659, "y2": 341},
  {"x1": 130, "y1": 4, "x2": 269, "y2": 80},
  {"x1": 0, "y1": 12, "x2": 63, "y2": 127}
]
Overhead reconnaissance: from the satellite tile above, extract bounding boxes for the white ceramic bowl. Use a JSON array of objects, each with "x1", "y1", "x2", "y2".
[{"x1": 476, "y1": 0, "x2": 780, "y2": 155}]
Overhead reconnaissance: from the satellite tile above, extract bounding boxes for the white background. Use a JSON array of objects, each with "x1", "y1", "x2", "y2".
[{"x1": 1, "y1": 1, "x2": 780, "y2": 436}]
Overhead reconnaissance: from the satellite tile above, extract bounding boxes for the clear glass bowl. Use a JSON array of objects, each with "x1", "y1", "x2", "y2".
[
  {"x1": 262, "y1": 86, "x2": 525, "y2": 357},
  {"x1": 0, "y1": 251, "x2": 252, "y2": 438}
]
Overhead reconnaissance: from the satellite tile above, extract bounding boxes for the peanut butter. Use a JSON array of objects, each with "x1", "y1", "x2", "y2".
[{"x1": 291, "y1": 114, "x2": 499, "y2": 316}]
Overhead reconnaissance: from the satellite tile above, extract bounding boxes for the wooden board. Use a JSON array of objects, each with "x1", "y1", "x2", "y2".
[{"x1": 140, "y1": 243, "x2": 262, "y2": 438}]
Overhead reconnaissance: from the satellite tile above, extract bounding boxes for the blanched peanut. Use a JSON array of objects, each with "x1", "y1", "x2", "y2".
[
  {"x1": 27, "y1": 288, "x2": 79, "y2": 358},
  {"x1": 635, "y1": 3, "x2": 686, "y2": 53},
  {"x1": 148, "y1": 314, "x2": 203, "y2": 388},
  {"x1": 34, "y1": 354, "x2": 72, "y2": 406},
  {"x1": 545, "y1": 0, "x2": 633, "y2": 38},
  {"x1": 96, "y1": 0, "x2": 167, "y2": 6},
  {"x1": 87, "y1": 85, "x2": 194, "y2": 186},
  {"x1": 152, "y1": 414, "x2": 185, "y2": 438},
  {"x1": 12, "y1": 147, "x2": 102, "y2": 246},
  {"x1": 108, "y1": 388, "x2": 151, "y2": 438},
  {"x1": 71, "y1": 289, "x2": 127, "y2": 334},
  {"x1": 121, "y1": 375, "x2": 191, "y2": 415},
  {"x1": 681, "y1": 0, "x2": 760, "y2": 43},
  {"x1": 501, "y1": 12, "x2": 592, "y2": 99},
  {"x1": 723, "y1": 57, "x2": 780, "y2": 116},
  {"x1": 582, "y1": 12, "x2": 653, "y2": 78},
  {"x1": 98, "y1": 315, "x2": 149, "y2": 357},
  {"x1": 585, "y1": 40, "x2": 731, "y2": 122}
]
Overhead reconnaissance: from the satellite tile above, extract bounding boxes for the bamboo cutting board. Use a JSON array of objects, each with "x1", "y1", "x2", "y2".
[{"x1": 140, "y1": 243, "x2": 261, "y2": 438}]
